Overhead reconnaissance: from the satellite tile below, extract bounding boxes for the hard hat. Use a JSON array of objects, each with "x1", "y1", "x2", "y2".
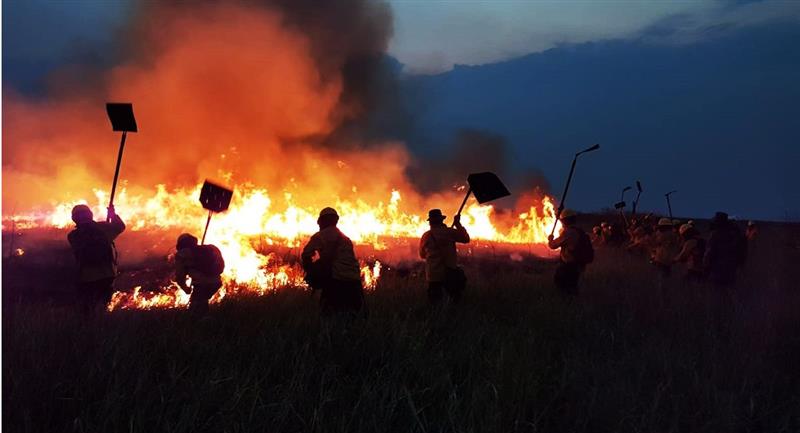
[
  {"x1": 71, "y1": 204, "x2": 93, "y2": 224},
  {"x1": 658, "y1": 217, "x2": 673, "y2": 227},
  {"x1": 176, "y1": 233, "x2": 198, "y2": 250},
  {"x1": 600, "y1": 221, "x2": 608, "y2": 227},
  {"x1": 561, "y1": 209, "x2": 577, "y2": 219},
  {"x1": 687, "y1": 220, "x2": 695, "y2": 226},
  {"x1": 747, "y1": 220, "x2": 755, "y2": 226},
  {"x1": 318, "y1": 207, "x2": 339, "y2": 218},
  {"x1": 679, "y1": 224, "x2": 692, "y2": 236}
]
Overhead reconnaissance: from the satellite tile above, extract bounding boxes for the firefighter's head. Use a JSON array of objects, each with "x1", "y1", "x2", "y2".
[
  {"x1": 317, "y1": 207, "x2": 339, "y2": 229},
  {"x1": 71, "y1": 205, "x2": 93, "y2": 225},
  {"x1": 176, "y1": 233, "x2": 198, "y2": 251},
  {"x1": 560, "y1": 209, "x2": 577, "y2": 227},
  {"x1": 426, "y1": 209, "x2": 446, "y2": 226}
]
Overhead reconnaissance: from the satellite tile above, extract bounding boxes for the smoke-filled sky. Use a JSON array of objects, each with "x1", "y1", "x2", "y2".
[
  {"x1": 3, "y1": 0, "x2": 800, "y2": 220},
  {"x1": 6, "y1": 0, "x2": 800, "y2": 78}
]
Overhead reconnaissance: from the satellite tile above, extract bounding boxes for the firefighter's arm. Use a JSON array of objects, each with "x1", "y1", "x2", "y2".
[
  {"x1": 175, "y1": 255, "x2": 189, "y2": 290},
  {"x1": 548, "y1": 234, "x2": 565, "y2": 250},
  {"x1": 301, "y1": 234, "x2": 321, "y2": 270},
  {"x1": 419, "y1": 233, "x2": 429, "y2": 259},
  {"x1": 66, "y1": 231, "x2": 80, "y2": 260},
  {"x1": 101, "y1": 213, "x2": 126, "y2": 239},
  {"x1": 674, "y1": 241, "x2": 691, "y2": 263},
  {"x1": 451, "y1": 215, "x2": 470, "y2": 243}
]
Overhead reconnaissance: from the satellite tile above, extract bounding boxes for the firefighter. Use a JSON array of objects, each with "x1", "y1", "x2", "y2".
[
  {"x1": 547, "y1": 209, "x2": 593, "y2": 296},
  {"x1": 627, "y1": 220, "x2": 652, "y2": 256},
  {"x1": 745, "y1": 221, "x2": 759, "y2": 242},
  {"x1": 591, "y1": 225, "x2": 604, "y2": 246},
  {"x1": 651, "y1": 217, "x2": 680, "y2": 278},
  {"x1": 674, "y1": 224, "x2": 706, "y2": 283},
  {"x1": 67, "y1": 204, "x2": 126, "y2": 314},
  {"x1": 175, "y1": 233, "x2": 225, "y2": 316},
  {"x1": 704, "y1": 212, "x2": 747, "y2": 288},
  {"x1": 302, "y1": 207, "x2": 364, "y2": 316},
  {"x1": 419, "y1": 209, "x2": 470, "y2": 304}
]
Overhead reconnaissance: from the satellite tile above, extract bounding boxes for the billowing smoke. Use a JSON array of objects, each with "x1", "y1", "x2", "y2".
[
  {"x1": 407, "y1": 129, "x2": 510, "y2": 194},
  {"x1": 2, "y1": 0, "x2": 420, "y2": 213}
]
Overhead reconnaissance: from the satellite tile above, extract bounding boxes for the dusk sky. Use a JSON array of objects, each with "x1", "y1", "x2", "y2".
[{"x1": 4, "y1": 0, "x2": 800, "y2": 220}]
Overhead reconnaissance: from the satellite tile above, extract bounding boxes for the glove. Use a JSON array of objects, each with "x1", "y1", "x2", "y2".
[
  {"x1": 107, "y1": 204, "x2": 116, "y2": 220},
  {"x1": 548, "y1": 234, "x2": 554, "y2": 242},
  {"x1": 453, "y1": 214, "x2": 461, "y2": 226}
]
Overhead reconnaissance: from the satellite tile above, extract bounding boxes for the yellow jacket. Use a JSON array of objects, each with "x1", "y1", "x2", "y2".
[
  {"x1": 301, "y1": 227, "x2": 361, "y2": 282},
  {"x1": 419, "y1": 223, "x2": 470, "y2": 282},
  {"x1": 175, "y1": 247, "x2": 224, "y2": 288}
]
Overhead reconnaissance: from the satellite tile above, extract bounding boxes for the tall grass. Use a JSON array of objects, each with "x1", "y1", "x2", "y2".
[{"x1": 4, "y1": 225, "x2": 800, "y2": 432}]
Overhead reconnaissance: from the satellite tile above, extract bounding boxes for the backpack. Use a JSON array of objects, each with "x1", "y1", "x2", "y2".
[
  {"x1": 73, "y1": 224, "x2": 115, "y2": 267},
  {"x1": 573, "y1": 228, "x2": 595, "y2": 265},
  {"x1": 195, "y1": 244, "x2": 225, "y2": 276}
]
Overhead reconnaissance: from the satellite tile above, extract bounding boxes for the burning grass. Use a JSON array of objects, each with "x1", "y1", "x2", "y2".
[{"x1": 3, "y1": 223, "x2": 800, "y2": 432}]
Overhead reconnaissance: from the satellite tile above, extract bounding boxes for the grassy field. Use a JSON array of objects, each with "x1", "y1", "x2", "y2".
[{"x1": 3, "y1": 223, "x2": 800, "y2": 432}]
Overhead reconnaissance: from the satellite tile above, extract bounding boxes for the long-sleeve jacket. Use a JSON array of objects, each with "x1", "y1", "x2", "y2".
[
  {"x1": 651, "y1": 230, "x2": 680, "y2": 266},
  {"x1": 419, "y1": 223, "x2": 470, "y2": 282},
  {"x1": 301, "y1": 227, "x2": 361, "y2": 282},
  {"x1": 175, "y1": 247, "x2": 223, "y2": 289},
  {"x1": 548, "y1": 226, "x2": 580, "y2": 264},
  {"x1": 67, "y1": 214, "x2": 126, "y2": 282},
  {"x1": 674, "y1": 238, "x2": 705, "y2": 272}
]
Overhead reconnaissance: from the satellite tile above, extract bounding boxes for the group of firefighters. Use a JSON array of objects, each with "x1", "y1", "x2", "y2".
[
  {"x1": 591, "y1": 211, "x2": 755, "y2": 288},
  {"x1": 65, "y1": 200, "x2": 756, "y2": 317}
]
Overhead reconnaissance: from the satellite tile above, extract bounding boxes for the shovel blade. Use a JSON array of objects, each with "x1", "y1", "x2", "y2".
[
  {"x1": 106, "y1": 103, "x2": 138, "y2": 132},
  {"x1": 467, "y1": 172, "x2": 511, "y2": 204},
  {"x1": 199, "y1": 180, "x2": 233, "y2": 213}
]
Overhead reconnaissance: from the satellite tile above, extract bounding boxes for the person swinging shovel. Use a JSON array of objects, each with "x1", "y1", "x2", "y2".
[
  {"x1": 173, "y1": 180, "x2": 232, "y2": 316},
  {"x1": 547, "y1": 144, "x2": 600, "y2": 296},
  {"x1": 419, "y1": 172, "x2": 510, "y2": 304},
  {"x1": 105, "y1": 103, "x2": 137, "y2": 222}
]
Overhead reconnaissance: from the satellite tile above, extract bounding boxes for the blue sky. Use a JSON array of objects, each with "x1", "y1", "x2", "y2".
[{"x1": 4, "y1": 0, "x2": 800, "y2": 220}]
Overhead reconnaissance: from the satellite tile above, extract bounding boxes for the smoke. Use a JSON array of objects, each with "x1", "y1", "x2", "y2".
[
  {"x1": 2, "y1": 0, "x2": 417, "y2": 212},
  {"x1": 407, "y1": 129, "x2": 510, "y2": 194},
  {"x1": 2, "y1": 0, "x2": 548, "y2": 220}
]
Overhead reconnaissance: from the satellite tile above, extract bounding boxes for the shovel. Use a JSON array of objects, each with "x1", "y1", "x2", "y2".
[
  {"x1": 631, "y1": 180, "x2": 643, "y2": 217},
  {"x1": 550, "y1": 144, "x2": 600, "y2": 237},
  {"x1": 664, "y1": 190, "x2": 677, "y2": 219},
  {"x1": 453, "y1": 172, "x2": 511, "y2": 226},
  {"x1": 617, "y1": 186, "x2": 631, "y2": 226},
  {"x1": 199, "y1": 180, "x2": 233, "y2": 244},
  {"x1": 105, "y1": 103, "x2": 138, "y2": 222}
]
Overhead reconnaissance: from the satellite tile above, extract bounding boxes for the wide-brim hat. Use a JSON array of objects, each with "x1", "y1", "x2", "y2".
[
  {"x1": 658, "y1": 217, "x2": 673, "y2": 227},
  {"x1": 427, "y1": 209, "x2": 446, "y2": 221}
]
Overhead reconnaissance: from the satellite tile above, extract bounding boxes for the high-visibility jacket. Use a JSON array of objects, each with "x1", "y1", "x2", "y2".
[
  {"x1": 420, "y1": 223, "x2": 470, "y2": 282},
  {"x1": 302, "y1": 226, "x2": 361, "y2": 282},
  {"x1": 175, "y1": 246, "x2": 224, "y2": 289}
]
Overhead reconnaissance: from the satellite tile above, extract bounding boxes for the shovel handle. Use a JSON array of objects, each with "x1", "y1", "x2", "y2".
[
  {"x1": 108, "y1": 131, "x2": 128, "y2": 221},
  {"x1": 452, "y1": 188, "x2": 472, "y2": 227},
  {"x1": 201, "y1": 210, "x2": 212, "y2": 245}
]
